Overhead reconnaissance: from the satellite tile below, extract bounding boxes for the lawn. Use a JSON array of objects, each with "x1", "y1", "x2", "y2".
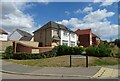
[{"x1": 4, "y1": 55, "x2": 120, "y2": 67}]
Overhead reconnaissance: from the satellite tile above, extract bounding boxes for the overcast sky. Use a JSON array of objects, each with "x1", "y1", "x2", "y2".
[{"x1": 1, "y1": 0, "x2": 120, "y2": 41}]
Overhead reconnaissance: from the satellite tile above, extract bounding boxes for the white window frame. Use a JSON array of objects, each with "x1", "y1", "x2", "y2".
[
  {"x1": 62, "y1": 40, "x2": 68, "y2": 46},
  {"x1": 70, "y1": 41, "x2": 75, "y2": 47},
  {"x1": 63, "y1": 31, "x2": 68, "y2": 36}
]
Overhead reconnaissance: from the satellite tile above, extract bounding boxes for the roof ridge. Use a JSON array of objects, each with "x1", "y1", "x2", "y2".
[{"x1": 16, "y1": 29, "x2": 32, "y2": 37}]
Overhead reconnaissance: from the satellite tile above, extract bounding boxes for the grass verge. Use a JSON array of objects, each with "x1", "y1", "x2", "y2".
[{"x1": 4, "y1": 55, "x2": 120, "y2": 67}]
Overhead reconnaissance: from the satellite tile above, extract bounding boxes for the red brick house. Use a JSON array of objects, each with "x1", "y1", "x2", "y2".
[{"x1": 75, "y1": 29, "x2": 100, "y2": 47}]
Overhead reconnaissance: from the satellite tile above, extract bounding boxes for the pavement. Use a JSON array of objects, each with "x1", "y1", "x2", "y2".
[{"x1": 0, "y1": 60, "x2": 120, "y2": 79}]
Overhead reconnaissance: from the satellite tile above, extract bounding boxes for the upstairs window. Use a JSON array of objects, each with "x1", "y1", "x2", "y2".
[
  {"x1": 63, "y1": 31, "x2": 68, "y2": 36},
  {"x1": 53, "y1": 30, "x2": 58, "y2": 35}
]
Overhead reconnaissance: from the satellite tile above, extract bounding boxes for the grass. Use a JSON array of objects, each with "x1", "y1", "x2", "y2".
[
  {"x1": 4, "y1": 55, "x2": 120, "y2": 67},
  {"x1": 91, "y1": 57, "x2": 120, "y2": 66},
  {"x1": 0, "y1": 54, "x2": 2, "y2": 59}
]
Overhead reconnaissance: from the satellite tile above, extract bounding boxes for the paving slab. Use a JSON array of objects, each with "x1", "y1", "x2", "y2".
[{"x1": 92, "y1": 67, "x2": 119, "y2": 79}]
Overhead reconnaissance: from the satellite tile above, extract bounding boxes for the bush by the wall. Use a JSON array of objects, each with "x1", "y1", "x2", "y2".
[
  {"x1": 10, "y1": 47, "x2": 57, "y2": 60},
  {"x1": 86, "y1": 46, "x2": 113, "y2": 57},
  {"x1": 4, "y1": 46, "x2": 13, "y2": 59}
]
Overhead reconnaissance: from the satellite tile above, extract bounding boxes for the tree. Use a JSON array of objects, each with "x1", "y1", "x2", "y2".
[{"x1": 114, "y1": 39, "x2": 120, "y2": 48}]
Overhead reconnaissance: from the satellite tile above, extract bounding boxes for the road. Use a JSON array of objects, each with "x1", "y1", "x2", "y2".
[{"x1": 2, "y1": 72, "x2": 89, "y2": 79}]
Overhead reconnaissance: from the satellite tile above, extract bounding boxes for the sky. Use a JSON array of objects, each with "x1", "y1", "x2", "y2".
[{"x1": 1, "y1": 0, "x2": 120, "y2": 41}]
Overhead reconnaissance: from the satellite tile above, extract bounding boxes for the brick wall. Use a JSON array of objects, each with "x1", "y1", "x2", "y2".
[
  {"x1": 14, "y1": 42, "x2": 53, "y2": 53},
  {"x1": 79, "y1": 34, "x2": 90, "y2": 47},
  {"x1": 0, "y1": 40, "x2": 52, "y2": 53},
  {"x1": 0, "y1": 41, "x2": 13, "y2": 52},
  {"x1": 92, "y1": 37, "x2": 97, "y2": 45}
]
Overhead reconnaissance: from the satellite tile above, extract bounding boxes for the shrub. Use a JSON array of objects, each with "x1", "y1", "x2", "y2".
[
  {"x1": 57, "y1": 45, "x2": 84, "y2": 56},
  {"x1": 114, "y1": 53, "x2": 120, "y2": 58},
  {"x1": 114, "y1": 39, "x2": 120, "y2": 48},
  {"x1": 4, "y1": 46, "x2": 13, "y2": 59},
  {"x1": 5, "y1": 46, "x2": 13, "y2": 54},
  {"x1": 98, "y1": 42, "x2": 110, "y2": 48},
  {"x1": 86, "y1": 46, "x2": 113, "y2": 57},
  {"x1": 11, "y1": 47, "x2": 58, "y2": 60}
]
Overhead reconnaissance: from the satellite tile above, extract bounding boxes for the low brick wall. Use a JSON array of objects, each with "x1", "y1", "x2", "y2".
[{"x1": 14, "y1": 42, "x2": 53, "y2": 53}]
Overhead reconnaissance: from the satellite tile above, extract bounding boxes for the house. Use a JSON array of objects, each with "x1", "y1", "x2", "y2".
[
  {"x1": 75, "y1": 29, "x2": 100, "y2": 47},
  {"x1": 33, "y1": 21, "x2": 78, "y2": 47},
  {"x1": 9, "y1": 29, "x2": 32, "y2": 41},
  {"x1": 0, "y1": 28, "x2": 8, "y2": 41}
]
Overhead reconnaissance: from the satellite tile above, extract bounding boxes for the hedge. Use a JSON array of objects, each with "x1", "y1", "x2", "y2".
[
  {"x1": 86, "y1": 46, "x2": 113, "y2": 57},
  {"x1": 57, "y1": 45, "x2": 84, "y2": 56},
  {"x1": 3, "y1": 46, "x2": 57, "y2": 60},
  {"x1": 3, "y1": 45, "x2": 85, "y2": 59}
]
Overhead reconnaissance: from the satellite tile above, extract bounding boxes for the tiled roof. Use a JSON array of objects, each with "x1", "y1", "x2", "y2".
[
  {"x1": 0, "y1": 28, "x2": 8, "y2": 34},
  {"x1": 16, "y1": 29, "x2": 32, "y2": 41},
  {"x1": 75, "y1": 29, "x2": 91, "y2": 35},
  {"x1": 34, "y1": 21, "x2": 74, "y2": 33}
]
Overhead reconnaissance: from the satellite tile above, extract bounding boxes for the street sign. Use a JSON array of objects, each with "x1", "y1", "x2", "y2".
[{"x1": 70, "y1": 55, "x2": 88, "y2": 68}]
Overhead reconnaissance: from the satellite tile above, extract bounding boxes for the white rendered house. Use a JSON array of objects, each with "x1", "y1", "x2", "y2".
[{"x1": 34, "y1": 21, "x2": 78, "y2": 47}]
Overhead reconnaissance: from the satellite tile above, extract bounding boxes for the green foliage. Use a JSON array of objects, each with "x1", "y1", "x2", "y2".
[
  {"x1": 114, "y1": 52, "x2": 120, "y2": 58},
  {"x1": 4, "y1": 46, "x2": 13, "y2": 59},
  {"x1": 3, "y1": 46, "x2": 57, "y2": 60},
  {"x1": 5, "y1": 46, "x2": 13, "y2": 54},
  {"x1": 57, "y1": 45, "x2": 84, "y2": 56},
  {"x1": 98, "y1": 42, "x2": 110, "y2": 48},
  {"x1": 86, "y1": 46, "x2": 113, "y2": 57},
  {"x1": 114, "y1": 39, "x2": 120, "y2": 48},
  {"x1": 4, "y1": 45, "x2": 85, "y2": 59}
]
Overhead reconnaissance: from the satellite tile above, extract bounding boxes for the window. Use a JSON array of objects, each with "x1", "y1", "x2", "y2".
[
  {"x1": 53, "y1": 30, "x2": 58, "y2": 35},
  {"x1": 62, "y1": 40, "x2": 68, "y2": 46},
  {"x1": 71, "y1": 41, "x2": 75, "y2": 47},
  {"x1": 63, "y1": 31, "x2": 68, "y2": 36}
]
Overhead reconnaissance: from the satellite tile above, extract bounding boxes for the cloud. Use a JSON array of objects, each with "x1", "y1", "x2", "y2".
[
  {"x1": 56, "y1": 9, "x2": 118, "y2": 40},
  {"x1": 100, "y1": 0, "x2": 119, "y2": 6},
  {"x1": 74, "y1": 6, "x2": 93, "y2": 14},
  {"x1": 1, "y1": 2, "x2": 35, "y2": 34},
  {"x1": 83, "y1": 9, "x2": 115, "y2": 22},
  {"x1": 65, "y1": 11, "x2": 70, "y2": 15},
  {"x1": 57, "y1": 18, "x2": 118, "y2": 39},
  {"x1": 74, "y1": 9, "x2": 82, "y2": 14},
  {"x1": 83, "y1": 7, "x2": 93, "y2": 13}
]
